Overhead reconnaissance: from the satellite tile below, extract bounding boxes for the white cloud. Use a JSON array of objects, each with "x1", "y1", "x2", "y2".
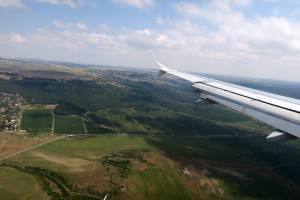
[
  {"x1": 34, "y1": 0, "x2": 83, "y2": 8},
  {"x1": 112, "y1": 0, "x2": 154, "y2": 9},
  {"x1": 83, "y1": 33, "x2": 115, "y2": 47},
  {"x1": 174, "y1": 1, "x2": 246, "y2": 26},
  {"x1": 3, "y1": 10, "x2": 300, "y2": 80},
  {"x1": 9, "y1": 33, "x2": 27, "y2": 43},
  {"x1": 30, "y1": 29, "x2": 117, "y2": 51},
  {"x1": 0, "y1": 0, "x2": 25, "y2": 8},
  {"x1": 99, "y1": 24, "x2": 110, "y2": 32},
  {"x1": 174, "y1": 2, "x2": 203, "y2": 17},
  {"x1": 76, "y1": 22, "x2": 87, "y2": 31},
  {"x1": 174, "y1": 0, "x2": 251, "y2": 17},
  {"x1": 0, "y1": 0, "x2": 86, "y2": 8},
  {"x1": 155, "y1": 17, "x2": 165, "y2": 25},
  {"x1": 53, "y1": 20, "x2": 66, "y2": 29},
  {"x1": 173, "y1": 1, "x2": 300, "y2": 57},
  {"x1": 119, "y1": 28, "x2": 184, "y2": 50},
  {"x1": 53, "y1": 20, "x2": 87, "y2": 31},
  {"x1": 165, "y1": 0, "x2": 300, "y2": 80}
]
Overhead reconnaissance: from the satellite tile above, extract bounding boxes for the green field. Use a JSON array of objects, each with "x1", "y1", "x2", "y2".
[
  {"x1": 2, "y1": 135, "x2": 300, "y2": 200},
  {"x1": 21, "y1": 109, "x2": 53, "y2": 133},
  {"x1": 54, "y1": 115, "x2": 85, "y2": 134},
  {"x1": 22, "y1": 110, "x2": 117, "y2": 135}
]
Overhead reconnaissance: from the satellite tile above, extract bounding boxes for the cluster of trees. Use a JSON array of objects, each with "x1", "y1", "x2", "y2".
[{"x1": 1, "y1": 164, "x2": 108, "y2": 200}]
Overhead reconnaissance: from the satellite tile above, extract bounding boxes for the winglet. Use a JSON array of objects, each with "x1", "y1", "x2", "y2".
[{"x1": 156, "y1": 61, "x2": 170, "y2": 74}]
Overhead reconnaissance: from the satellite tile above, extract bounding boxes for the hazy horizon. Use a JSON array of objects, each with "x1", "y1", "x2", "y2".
[{"x1": 3, "y1": 56, "x2": 300, "y2": 85}]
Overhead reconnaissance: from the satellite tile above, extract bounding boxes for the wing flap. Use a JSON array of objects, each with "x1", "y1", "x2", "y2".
[{"x1": 266, "y1": 131, "x2": 297, "y2": 142}]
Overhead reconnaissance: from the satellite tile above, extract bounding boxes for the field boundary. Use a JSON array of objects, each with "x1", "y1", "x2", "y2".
[
  {"x1": 51, "y1": 111, "x2": 55, "y2": 134},
  {"x1": 82, "y1": 117, "x2": 87, "y2": 134},
  {"x1": 0, "y1": 135, "x2": 68, "y2": 161}
]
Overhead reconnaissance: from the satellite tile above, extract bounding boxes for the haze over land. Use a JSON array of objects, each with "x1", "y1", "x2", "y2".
[{"x1": 1, "y1": 0, "x2": 300, "y2": 80}]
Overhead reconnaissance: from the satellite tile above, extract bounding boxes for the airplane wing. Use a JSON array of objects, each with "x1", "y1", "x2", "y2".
[{"x1": 157, "y1": 61, "x2": 300, "y2": 141}]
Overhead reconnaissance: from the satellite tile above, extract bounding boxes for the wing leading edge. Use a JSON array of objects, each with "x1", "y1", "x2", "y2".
[{"x1": 157, "y1": 61, "x2": 300, "y2": 141}]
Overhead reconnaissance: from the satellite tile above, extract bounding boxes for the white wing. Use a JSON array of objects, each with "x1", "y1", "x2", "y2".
[{"x1": 157, "y1": 61, "x2": 300, "y2": 141}]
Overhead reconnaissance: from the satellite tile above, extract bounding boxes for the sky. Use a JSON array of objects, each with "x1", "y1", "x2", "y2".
[{"x1": 1, "y1": 0, "x2": 300, "y2": 81}]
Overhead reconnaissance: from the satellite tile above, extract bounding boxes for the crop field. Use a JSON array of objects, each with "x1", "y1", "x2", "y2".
[
  {"x1": 21, "y1": 110, "x2": 119, "y2": 135},
  {"x1": 54, "y1": 115, "x2": 85, "y2": 134},
  {"x1": 0, "y1": 134, "x2": 300, "y2": 200},
  {"x1": 21, "y1": 109, "x2": 53, "y2": 133}
]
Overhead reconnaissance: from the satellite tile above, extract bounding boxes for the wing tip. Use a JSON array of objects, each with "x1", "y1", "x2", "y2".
[{"x1": 156, "y1": 61, "x2": 170, "y2": 73}]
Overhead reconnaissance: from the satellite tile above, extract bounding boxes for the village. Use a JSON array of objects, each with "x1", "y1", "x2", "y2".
[{"x1": 0, "y1": 92, "x2": 23, "y2": 132}]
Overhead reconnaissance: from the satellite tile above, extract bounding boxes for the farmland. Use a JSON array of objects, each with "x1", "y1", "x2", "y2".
[
  {"x1": 21, "y1": 109, "x2": 53, "y2": 133},
  {"x1": 0, "y1": 59, "x2": 300, "y2": 199},
  {"x1": 54, "y1": 115, "x2": 85, "y2": 134}
]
